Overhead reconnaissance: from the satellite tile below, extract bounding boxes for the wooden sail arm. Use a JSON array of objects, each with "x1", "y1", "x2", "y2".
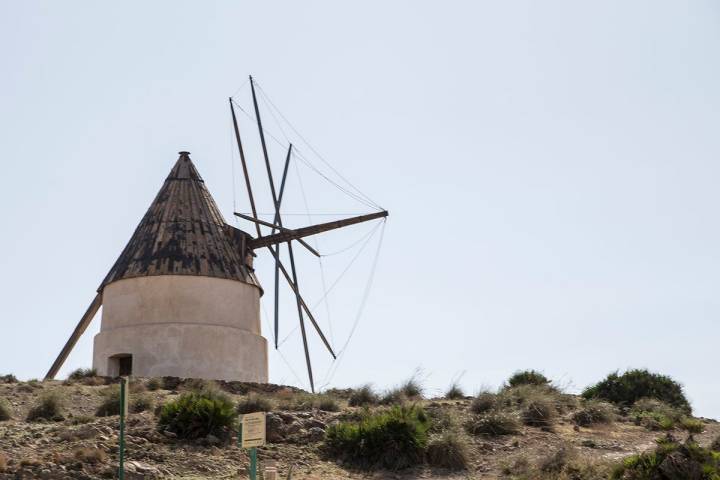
[
  {"x1": 234, "y1": 212, "x2": 321, "y2": 257},
  {"x1": 248, "y1": 210, "x2": 388, "y2": 250},
  {"x1": 45, "y1": 293, "x2": 103, "y2": 380}
]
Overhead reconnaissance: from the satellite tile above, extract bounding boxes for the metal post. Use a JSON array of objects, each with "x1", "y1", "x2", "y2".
[
  {"x1": 250, "y1": 447, "x2": 258, "y2": 480},
  {"x1": 118, "y1": 377, "x2": 127, "y2": 480}
]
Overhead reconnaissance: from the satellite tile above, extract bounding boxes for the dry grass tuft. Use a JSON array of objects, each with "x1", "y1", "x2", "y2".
[
  {"x1": 444, "y1": 382, "x2": 465, "y2": 400},
  {"x1": 572, "y1": 400, "x2": 615, "y2": 427},
  {"x1": 470, "y1": 391, "x2": 497, "y2": 414},
  {"x1": 426, "y1": 430, "x2": 470, "y2": 470},
  {"x1": 236, "y1": 394, "x2": 273, "y2": 414},
  {"x1": 0, "y1": 398, "x2": 11, "y2": 421},
  {"x1": 348, "y1": 385, "x2": 379, "y2": 407},
  {"x1": 466, "y1": 411, "x2": 520, "y2": 436},
  {"x1": 27, "y1": 390, "x2": 65, "y2": 422}
]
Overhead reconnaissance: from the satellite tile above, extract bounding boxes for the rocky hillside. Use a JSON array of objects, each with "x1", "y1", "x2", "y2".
[{"x1": 0, "y1": 373, "x2": 718, "y2": 479}]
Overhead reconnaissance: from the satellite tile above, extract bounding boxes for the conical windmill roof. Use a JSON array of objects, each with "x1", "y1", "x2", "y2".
[{"x1": 99, "y1": 152, "x2": 257, "y2": 291}]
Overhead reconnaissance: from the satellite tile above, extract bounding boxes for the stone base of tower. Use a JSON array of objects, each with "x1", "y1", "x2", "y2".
[
  {"x1": 93, "y1": 323, "x2": 268, "y2": 382},
  {"x1": 92, "y1": 275, "x2": 268, "y2": 383}
]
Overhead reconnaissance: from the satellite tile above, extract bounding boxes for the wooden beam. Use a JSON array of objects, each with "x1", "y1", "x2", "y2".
[
  {"x1": 249, "y1": 210, "x2": 388, "y2": 250},
  {"x1": 233, "y1": 213, "x2": 320, "y2": 258},
  {"x1": 230, "y1": 98, "x2": 262, "y2": 238},
  {"x1": 45, "y1": 293, "x2": 103, "y2": 380}
]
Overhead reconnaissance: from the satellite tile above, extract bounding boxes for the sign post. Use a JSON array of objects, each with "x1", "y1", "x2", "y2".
[
  {"x1": 118, "y1": 377, "x2": 129, "y2": 480},
  {"x1": 239, "y1": 412, "x2": 266, "y2": 480}
]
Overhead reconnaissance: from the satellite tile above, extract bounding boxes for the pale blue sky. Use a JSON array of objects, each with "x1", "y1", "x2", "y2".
[{"x1": 1, "y1": 1, "x2": 719, "y2": 417}]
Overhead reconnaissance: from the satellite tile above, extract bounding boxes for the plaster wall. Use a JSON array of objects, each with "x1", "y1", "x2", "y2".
[{"x1": 92, "y1": 275, "x2": 267, "y2": 382}]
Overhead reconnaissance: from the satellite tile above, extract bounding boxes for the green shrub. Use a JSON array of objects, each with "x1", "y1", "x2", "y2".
[
  {"x1": 0, "y1": 374, "x2": 17, "y2": 384},
  {"x1": 324, "y1": 405, "x2": 429, "y2": 470},
  {"x1": 426, "y1": 430, "x2": 470, "y2": 470},
  {"x1": 470, "y1": 391, "x2": 497, "y2": 414},
  {"x1": 0, "y1": 398, "x2": 12, "y2": 421},
  {"x1": 680, "y1": 417, "x2": 705, "y2": 434},
  {"x1": 67, "y1": 368, "x2": 97, "y2": 380},
  {"x1": 444, "y1": 382, "x2": 465, "y2": 400},
  {"x1": 611, "y1": 436, "x2": 720, "y2": 479},
  {"x1": 465, "y1": 411, "x2": 520, "y2": 436},
  {"x1": 236, "y1": 394, "x2": 273, "y2": 414},
  {"x1": 583, "y1": 369, "x2": 691, "y2": 413},
  {"x1": 27, "y1": 391, "x2": 65, "y2": 421},
  {"x1": 348, "y1": 385, "x2": 378, "y2": 407},
  {"x1": 572, "y1": 400, "x2": 615, "y2": 427},
  {"x1": 630, "y1": 398, "x2": 684, "y2": 431},
  {"x1": 158, "y1": 388, "x2": 237, "y2": 439},
  {"x1": 521, "y1": 398, "x2": 557, "y2": 428},
  {"x1": 507, "y1": 370, "x2": 551, "y2": 388}
]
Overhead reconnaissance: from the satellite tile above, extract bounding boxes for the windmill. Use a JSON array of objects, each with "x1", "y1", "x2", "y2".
[{"x1": 45, "y1": 77, "x2": 388, "y2": 393}]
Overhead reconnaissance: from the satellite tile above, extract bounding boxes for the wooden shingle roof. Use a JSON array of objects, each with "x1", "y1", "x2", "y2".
[{"x1": 99, "y1": 152, "x2": 259, "y2": 291}]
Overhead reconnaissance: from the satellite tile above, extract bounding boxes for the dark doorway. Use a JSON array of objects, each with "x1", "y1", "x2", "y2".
[
  {"x1": 118, "y1": 356, "x2": 132, "y2": 376},
  {"x1": 108, "y1": 354, "x2": 133, "y2": 377}
]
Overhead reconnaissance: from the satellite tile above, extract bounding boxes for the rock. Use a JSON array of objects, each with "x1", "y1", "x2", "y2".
[
  {"x1": 124, "y1": 461, "x2": 161, "y2": 480},
  {"x1": 303, "y1": 418, "x2": 326, "y2": 430},
  {"x1": 277, "y1": 412, "x2": 296, "y2": 424},
  {"x1": 307, "y1": 427, "x2": 325, "y2": 442},
  {"x1": 161, "y1": 430, "x2": 177, "y2": 439},
  {"x1": 266, "y1": 413, "x2": 285, "y2": 443},
  {"x1": 285, "y1": 422, "x2": 302, "y2": 435},
  {"x1": 205, "y1": 434, "x2": 220, "y2": 445}
]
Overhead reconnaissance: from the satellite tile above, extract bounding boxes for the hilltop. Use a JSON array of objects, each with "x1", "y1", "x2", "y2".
[{"x1": 0, "y1": 372, "x2": 718, "y2": 479}]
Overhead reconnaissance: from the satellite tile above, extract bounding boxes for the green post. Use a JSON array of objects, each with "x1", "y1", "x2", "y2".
[
  {"x1": 118, "y1": 377, "x2": 127, "y2": 480},
  {"x1": 238, "y1": 418, "x2": 258, "y2": 480},
  {"x1": 249, "y1": 447, "x2": 257, "y2": 480}
]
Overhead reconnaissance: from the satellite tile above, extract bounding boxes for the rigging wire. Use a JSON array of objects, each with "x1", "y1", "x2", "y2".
[
  {"x1": 277, "y1": 219, "x2": 383, "y2": 348},
  {"x1": 319, "y1": 219, "x2": 387, "y2": 389},
  {"x1": 292, "y1": 151, "x2": 335, "y2": 349},
  {"x1": 230, "y1": 99, "x2": 378, "y2": 210},
  {"x1": 254, "y1": 81, "x2": 382, "y2": 210}
]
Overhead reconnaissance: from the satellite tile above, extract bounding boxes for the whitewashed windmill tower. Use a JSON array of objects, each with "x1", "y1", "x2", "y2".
[{"x1": 45, "y1": 77, "x2": 388, "y2": 390}]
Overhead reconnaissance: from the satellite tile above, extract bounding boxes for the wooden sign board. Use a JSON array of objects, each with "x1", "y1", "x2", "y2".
[{"x1": 241, "y1": 412, "x2": 266, "y2": 448}]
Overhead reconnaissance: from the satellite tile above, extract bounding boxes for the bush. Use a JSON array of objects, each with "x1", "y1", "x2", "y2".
[
  {"x1": 521, "y1": 398, "x2": 556, "y2": 428},
  {"x1": 0, "y1": 374, "x2": 17, "y2": 384},
  {"x1": 236, "y1": 394, "x2": 273, "y2": 414},
  {"x1": 470, "y1": 391, "x2": 497, "y2": 414},
  {"x1": 73, "y1": 447, "x2": 107, "y2": 464},
  {"x1": 380, "y1": 388, "x2": 406, "y2": 406},
  {"x1": 680, "y1": 417, "x2": 705, "y2": 434},
  {"x1": 630, "y1": 398, "x2": 684, "y2": 431},
  {"x1": 348, "y1": 385, "x2": 379, "y2": 407},
  {"x1": 426, "y1": 430, "x2": 470, "y2": 470},
  {"x1": 27, "y1": 391, "x2": 65, "y2": 421},
  {"x1": 96, "y1": 386, "x2": 154, "y2": 416},
  {"x1": 611, "y1": 436, "x2": 719, "y2": 479},
  {"x1": 68, "y1": 414, "x2": 95, "y2": 425},
  {"x1": 146, "y1": 378, "x2": 162, "y2": 391},
  {"x1": 67, "y1": 368, "x2": 97, "y2": 381},
  {"x1": 318, "y1": 395, "x2": 341, "y2": 412},
  {"x1": 400, "y1": 376, "x2": 423, "y2": 399},
  {"x1": 325, "y1": 405, "x2": 429, "y2": 470},
  {"x1": 158, "y1": 388, "x2": 237, "y2": 439},
  {"x1": 444, "y1": 382, "x2": 465, "y2": 400},
  {"x1": 465, "y1": 411, "x2": 520, "y2": 436},
  {"x1": 583, "y1": 369, "x2": 691, "y2": 413},
  {"x1": 507, "y1": 370, "x2": 551, "y2": 388},
  {"x1": 0, "y1": 398, "x2": 11, "y2": 421},
  {"x1": 573, "y1": 400, "x2": 615, "y2": 427}
]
